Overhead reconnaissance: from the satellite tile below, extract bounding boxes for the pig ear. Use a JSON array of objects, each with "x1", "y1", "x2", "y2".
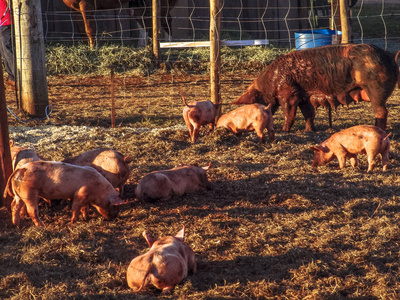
[
  {"x1": 124, "y1": 156, "x2": 133, "y2": 164},
  {"x1": 175, "y1": 226, "x2": 185, "y2": 242},
  {"x1": 9, "y1": 140, "x2": 14, "y2": 147},
  {"x1": 310, "y1": 146, "x2": 323, "y2": 152},
  {"x1": 203, "y1": 163, "x2": 212, "y2": 171},
  {"x1": 142, "y1": 230, "x2": 157, "y2": 247}
]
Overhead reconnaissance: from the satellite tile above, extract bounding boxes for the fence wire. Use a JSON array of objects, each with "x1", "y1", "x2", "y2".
[{"x1": 40, "y1": 0, "x2": 400, "y2": 53}]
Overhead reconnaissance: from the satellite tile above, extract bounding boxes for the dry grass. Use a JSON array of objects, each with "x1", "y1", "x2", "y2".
[{"x1": 1, "y1": 71, "x2": 400, "y2": 299}]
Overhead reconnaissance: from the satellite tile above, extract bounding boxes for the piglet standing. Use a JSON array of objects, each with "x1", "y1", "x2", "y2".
[
  {"x1": 135, "y1": 164, "x2": 210, "y2": 202},
  {"x1": 311, "y1": 125, "x2": 391, "y2": 172},
  {"x1": 62, "y1": 148, "x2": 132, "y2": 196},
  {"x1": 181, "y1": 89, "x2": 217, "y2": 143},
  {"x1": 9, "y1": 140, "x2": 44, "y2": 170},
  {"x1": 216, "y1": 103, "x2": 275, "y2": 143},
  {"x1": 4, "y1": 161, "x2": 125, "y2": 227},
  {"x1": 9, "y1": 141, "x2": 51, "y2": 216},
  {"x1": 127, "y1": 226, "x2": 196, "y2": 293}
]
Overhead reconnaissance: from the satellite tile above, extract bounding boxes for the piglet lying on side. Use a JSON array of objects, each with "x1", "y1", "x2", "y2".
[
  {"x1": 217, "y1": 103, "x2": 275, "y2": 143},
  {"x1": 63, "y1": 148, "x2": 132, "y2": 196},
  {"x1": 4, "y1": 161, "x2": 124, "y2": 227},
  {"x1": 311, "y1": 125, "x2": 391, "y2": 172},
  {"x1": 127, "y1": 226, "x2": 196, "y2": 293},
  {"x1": 135, "y1": 164, "x2": 211, "y2": 202},
  {"x1": 181, "y1": 89, "x2": 217, "y2": 143}
]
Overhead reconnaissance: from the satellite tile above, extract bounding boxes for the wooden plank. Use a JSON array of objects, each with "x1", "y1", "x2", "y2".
[{"x1": 160, "y1": 39, "x2": 269, "y2": 48}]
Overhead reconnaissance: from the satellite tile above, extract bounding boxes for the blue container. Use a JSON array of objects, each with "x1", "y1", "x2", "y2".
[{"x1": 295, "y1": 29, "x2": 341, "y2": 50}]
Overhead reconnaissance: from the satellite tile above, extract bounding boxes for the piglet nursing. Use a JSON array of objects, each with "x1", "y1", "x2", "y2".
[
  {"x1": 127, "y1": 226, "x2": 196, "y2": 293},
  {"x1": 311, "y1": 125, "x2": 391, "y2": 172},
  {"x1": 4, "y1": 161, "x2": 124, "y2": 227},
  {"x1": 217, "y1": 103, "x2": 275, "y2": 143},
  {"x1": 135, "y1": 164, "x2": 211, "y2": 202}
]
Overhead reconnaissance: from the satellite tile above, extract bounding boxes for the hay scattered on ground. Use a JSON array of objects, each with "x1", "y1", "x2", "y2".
[{"x1": 1, "y1": 74, "x2": 400, "y2": 299}]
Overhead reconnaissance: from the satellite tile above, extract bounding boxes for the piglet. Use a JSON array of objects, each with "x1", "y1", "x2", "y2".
[
  {"x1": 135, "y1": 164, "x2": 211, "y2": 202},
  {"x1": 9, "y1": 141, "x2": 51, "y2": 216},
  {"x1": 63, "y1": 148, "x2": 132, "y2": 197},
  {"x1": 311, "y1": 125, "x2": 391, "y2": 172},
  {"x1": 127, "y1": 226, "x2": 196, "y2": 293},
  {"x1": 9, "y1": 140, "x2": 44, "y2": 170},
  {"x1": 4, "y1": 161, "x2": 125, "y2": 227},
  {"x1": 217, "y1": 103, "x2": 275, "y2": 143},
  {"x1": 181, "y1": 89, "x2": 217, "y2": 143}
]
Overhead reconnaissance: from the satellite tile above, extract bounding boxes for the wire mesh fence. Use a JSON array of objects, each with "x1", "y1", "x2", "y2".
[{"x1": 40, "y1": 0, "x2": 400, "y2": 52}]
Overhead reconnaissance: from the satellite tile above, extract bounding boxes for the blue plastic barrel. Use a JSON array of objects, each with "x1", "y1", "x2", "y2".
[{"x1": 295, "y1": 29, "x2": 341, "y2": 50}]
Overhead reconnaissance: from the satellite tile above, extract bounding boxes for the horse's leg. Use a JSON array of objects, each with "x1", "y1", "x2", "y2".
[{"x1": 79, "y1": 2, "x2": 94, "y2": 48}]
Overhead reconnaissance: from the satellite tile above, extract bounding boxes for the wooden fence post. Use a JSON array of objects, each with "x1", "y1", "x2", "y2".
[
  {"x1": 12, "y1": 0, "x2": 49, "y2": 117},
  {"x1": 339, "y1": 0, "x2": 350, "y2": 44},
  {"x1": 0, "y1": 65, "x2": 13, "y2": 211},
  {"x1": 152, "y1": 0, "x2": 161, "y2": 64},
  {"x1": 210, "y1": 0, "x2": 221, "y2": 122},
  {"x1": 110, "y1": 65, "x2": 115, "y2": 128}
]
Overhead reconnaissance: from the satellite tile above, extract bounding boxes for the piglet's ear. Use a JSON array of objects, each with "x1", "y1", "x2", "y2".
[
  {"x1": 310, "y1": 146, "x2": 322, "y2": 152},
  {"x1": 124, "y1": 156, "x2": 133, "y2": 163},
  {"x1": 143, "y1": 230, "x2": 157, "y2": 247},
  {"x1": 203, "y1": 163, "x2": 212, "y2": 171},
  {"x1": 175, "y1": 226, "x2": 185, "y2": 242}
]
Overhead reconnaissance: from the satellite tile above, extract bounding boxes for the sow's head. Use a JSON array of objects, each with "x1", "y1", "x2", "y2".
[{"x1": 231, "y1": 80, "x2": 264, "y2": 105}]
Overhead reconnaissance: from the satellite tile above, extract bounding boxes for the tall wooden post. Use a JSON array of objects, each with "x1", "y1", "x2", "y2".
[
  {"x1": 110, "y1": 66, "x2": 115, "y2": 128},
  {"x1": 330, "y1": 0, "x2": 340, "y2": 31},
  {"x1": 210, "y1": 0, "x2": 221, "y2": 122},
  {"x1": 339, "y1": 0, "x2": 349, "y2": 44},
  {"x1": 0, "y1": 66, "x2": 13, "y2": 211},
  {"x1": 152, "y1": 0, "x2": 161, "y2": 64},
  {"x1": 12, "y1": 0, "x2": 49, "y2": 117}
]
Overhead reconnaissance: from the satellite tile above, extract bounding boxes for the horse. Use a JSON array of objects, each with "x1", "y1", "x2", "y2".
[{"x1": 62, "y1": 0, "x2": 177, "y2": 48}]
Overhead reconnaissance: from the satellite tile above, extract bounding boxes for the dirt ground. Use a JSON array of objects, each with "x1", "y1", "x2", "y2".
[{"x1": 2, "y1": 72, "x2": 400, "y2": 299}]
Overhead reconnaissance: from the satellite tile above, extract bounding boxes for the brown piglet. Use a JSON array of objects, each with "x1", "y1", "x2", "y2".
[
  {"x1": 9, "y1": 140, "x2": 45, "y2": 170},
  {"x1": 63, "y1": 148, "x2": 132, "y2": 197},
  {"x1": 135, "y1": 164, "x2": 211, "y2": 202},
  {"x1": 4, "y1": 161, "x2": 125, "y2": 227},
  {"x1": 181, "y1": 89, "x2": 217, "y2": 143},
  {"x1": 217, "y1": 103, "x2": 275, "y2": 143},
  {"x1": 127, "y1": 226, "x2": 196, "y2": 293},
  {"x1": 311, "y1": 125, "x2": 391, "y2": 172}
]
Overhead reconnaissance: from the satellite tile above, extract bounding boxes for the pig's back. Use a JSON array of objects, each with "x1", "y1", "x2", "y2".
[
  {"x1": 158, "y1": 167, "x2": 201, "y2": 194},
  {"x1": 187, "y1": 101, "x2": 215, "y2": 124},
  {"x1": 23, "y1": 161, "x2": 106, "y2": 197},
  {"x1": 219, "y1": 104, "x2": 266, "y2": 128},
  {"x1": 329, "y1": 125, "x2": 388, "y2": 152},
  {"x1": 151, "y1": 240, "x2": 189, "y2": 284},
  {"x1": 64, "y1": 149, "x2": 131, "y2": 188},
  {"x1": 136, "y1": 172, "x2": 173, "y2": 201},
  {"x1": 13, "y1": 149, "x2": 42, "y2": 170}
]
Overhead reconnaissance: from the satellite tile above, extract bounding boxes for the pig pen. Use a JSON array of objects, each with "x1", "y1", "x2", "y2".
[{"x1": 1, "y1": 73, "x2": 400, "y2": 299}]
